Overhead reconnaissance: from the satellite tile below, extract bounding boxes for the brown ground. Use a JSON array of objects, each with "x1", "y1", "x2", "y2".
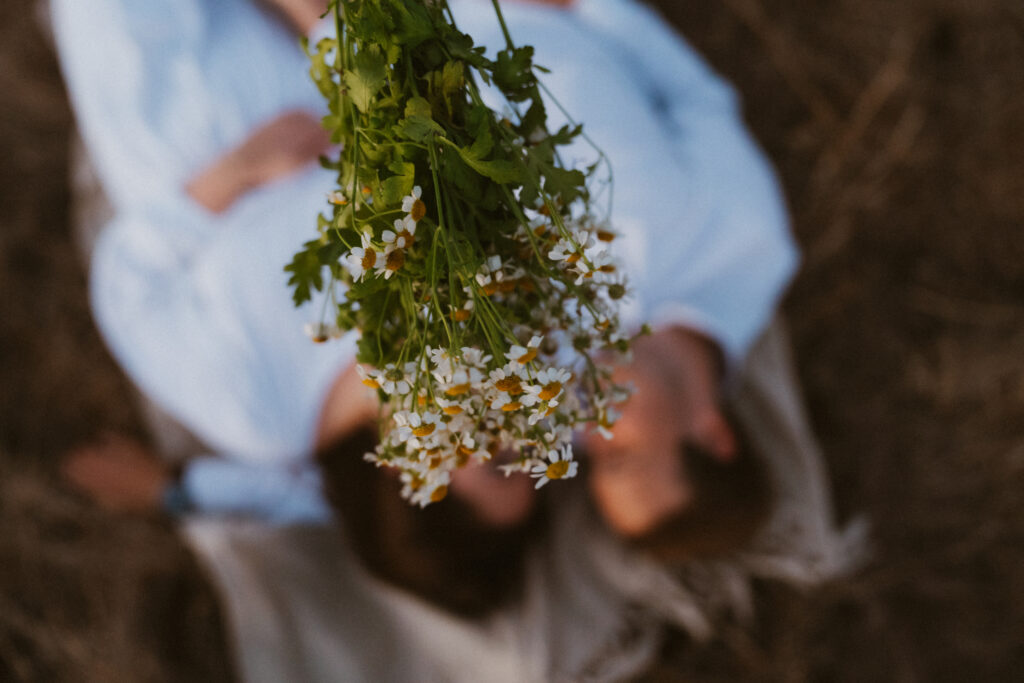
[{"x1": 2, "y1": 0, "x2": 1023, "y2": 680}]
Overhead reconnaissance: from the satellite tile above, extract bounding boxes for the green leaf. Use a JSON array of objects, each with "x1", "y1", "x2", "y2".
[
  {"x1": 389, "y1": 0, "x2": 435, "y2": 46},
  {"x1": 440, "y1": 61, "x2": 464, "y2": 96},
  {"x1": 303, "y1": 37, "x2": 337, "y2": 99},
  {"x1": 542, "y1": 165, "x2": 587, "y2": 204},
  {"x1": 493, "y1": 46, "x2": 535, "y2": 102},
  {"x1": 404, "y1": 96, "x2": 432, "y2": 119},
  {"x1": 344, "y1": 49, "x2": 388, "y2": 113},
  {"x1": 459, "y1": 155, "x2": 524, "y2": 185},
  {"x1": 285, "y1": 239, "x2": 327, "y2": 306},
  {"x1": 451, "y1": 122, "x2": 522, "y2": 184},
  {"x1": 465, "y1": 124, "x2": 494, "y2": 160},
  {"x1": 381, "y1": 161, "x2": 415, "y2": 205},
  {"x1": 396, "y1": 114, "x2": 444, "y2": 142}
]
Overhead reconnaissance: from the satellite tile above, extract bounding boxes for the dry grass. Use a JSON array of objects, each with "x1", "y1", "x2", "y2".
[{"x1": 2, "y1": 0, "x2": 1023, "y2": 680}]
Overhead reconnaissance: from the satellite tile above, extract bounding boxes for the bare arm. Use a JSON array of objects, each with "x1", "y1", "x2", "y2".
[
  {"x1": 185, "y1": 109, "x2": 331, "y2": 213},
  {"x1": 257, "y1": 0, "x2": 329, "y2": 35}
]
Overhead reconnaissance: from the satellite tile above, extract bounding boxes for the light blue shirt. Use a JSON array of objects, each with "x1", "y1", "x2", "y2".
[{"x1": 52, "y1": 0, "x2": 797, "y2": 522}]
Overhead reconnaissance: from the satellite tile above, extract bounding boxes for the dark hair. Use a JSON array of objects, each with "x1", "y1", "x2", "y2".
[
  {"x1": 317, "y1": 428, "x2": 547, "y2": 619},
  {"x1": 318, "y1": 414, "x2": 771, "y2": 618}
]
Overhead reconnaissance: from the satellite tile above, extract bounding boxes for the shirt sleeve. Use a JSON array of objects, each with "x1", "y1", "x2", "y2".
[
  {"x1": 51, "y1": 0, "x2": 351, "y2": 462},
  {"x1": 536, "y1": 0, "x2": 800, "y2": 364},
  {"x1": 180, "y1": 455, "x2": 333, "y2": 524}
]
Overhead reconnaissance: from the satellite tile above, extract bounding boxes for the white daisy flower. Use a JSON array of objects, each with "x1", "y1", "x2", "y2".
[
  {"x1": 394, "y1": 409, "x2": 440, "y2": 440},
  {"x1": 403, "y1": 470, "x2": 451, "y2": 507},
  {"x1": 547, "y1": 237, "x2": 580, "y2": 264},
  {"x1": 378, "y1": 243, "x2": 405, "y2": 279},
  {"x1": 574, "y1": 251, "x2": 617, "y2": 285},
  {"x1": 475, "y1": 256, "x2": 505, "y2": 295},
  {"x1": 505, "y1": 335, "x2": 542, "y2": 364},
  {"x1": 530, "y1": 445, "x2": 578, "y2": 488},
  {"x1": 409, "y1": 473, "x2": 451, "y2": 507},
  {"x1": 489, "y1": 364, "x2": 526, "y2": 396},
  {"x1": 595, "y1": 406, "x2": 620, "y2": 440},
  {"x1": 527, "y1": 398, "x2": 559, "y2": 425},
  {"x1": 450, "y1": 299, "x2": 473, "y2": 322},
  {"x1": 401, "y1": 186, "x2": 426, "y2": 223},
  {"x1": 435, "y1": 396, "x2": 468, "y2": 416},
  {"x1": 524, "y1": 367, "x2": 570, "y2": 402},
  {"x1": 490, "y1": 394, "x2": 523, "y2": 412},
  {"x1": 326, "y1": 190, "x2": 348, "y2": 206},
  {"x1": 356, "y1": 364, "x2": 383, "y2": 389},
  {"x1": 451, "y1": 434, "x2": 488, "y2": 465},
  {"x1": 378, "y1": 362, "x2": 415, "y2": 396},
  {"x1": 303, "y1": 321, "x2": 342, "y2": 343},
  {"x1": 383, "y1": 217, "x2": 417, "y2": 249},
  {"x1": 460, "y1": 347, "x2": 491, "y2": 367},
  {"x1": 436, "y1": 367, "x2": 484, "y2": 396},
  {"x1": 345, "y1": 233, "x2": 383, "y2": 281}
]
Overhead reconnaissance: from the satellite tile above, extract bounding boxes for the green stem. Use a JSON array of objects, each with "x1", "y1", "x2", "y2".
[{"x1": 490, "y1": 0, "x2": 515, "y2": 50}]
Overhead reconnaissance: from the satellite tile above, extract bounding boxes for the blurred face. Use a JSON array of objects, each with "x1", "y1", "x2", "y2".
[
  {"x1": 582, "y1": 326, "x2": 735, "y2": 539},
  {"x1": 584, "y1": 375, "x2": 694, "y2": 537}
]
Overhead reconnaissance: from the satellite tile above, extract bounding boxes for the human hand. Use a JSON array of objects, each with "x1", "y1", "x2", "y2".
[
  {"x1": 584, "y1": 327, "x2": 737, "y2": 537},
  {"x1": 257, "y1": 0, "x2": 329, "y2": 35},
  {"x1": 186, "y1": 110, "x2": 331, "y2": 213},
  {"x1": 60, "y1": 434, "x2": 171, "y2": 513}
]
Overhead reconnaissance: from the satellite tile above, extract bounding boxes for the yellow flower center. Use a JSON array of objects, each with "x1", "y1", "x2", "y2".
[
  {"x1": 430, "y1": 485, "x2": 448, "y2": 503},
  {"x1": 361, "y1": 378, "x2": 380, "y2": 389},
  {"x1": 516, "y1": 348, "x2": 538, "y2": 364},
  {"x1": 596, "y1": 230, "x2": 616, "y2": 242},
  {"x1": 565, "y1": 252, "x2": 581, "y2": 264},
  {"x1": 482, "y1": 282, "x2": 499, "y2": 296},
  {"x1": 445, "y1": 383, "x2": 471, "y2": 396},
  {"x1": 501, "y1": 401, "x2": 522, "y2": 412},
  {"x1": 452, "y1": 309, "x2": 472, "y2": 322},
  {"x1": 546, "y1": 460, "x2": 569, "y2": 480},
  {"x1": 498, "y1": 280, "x2": 517, "y2": 293},
  {"x1": 386, "y1": 248, "x2": 405, "y2": 271},
  {"x1": 538, "y1": 381, "x2": 562, "y2": 401},
  {"x1": 598, "y1": 264, "x2": 616, "y2": 273},
  {"x1": 456, "y1": 444, "x2": 474, "y2": 458},
  {"x1": 360, "y1": 248, "x2": 377, "y2": 270},
  {"x1": 495, "y1": 377, "x2": 523, "y2": 394},
  {"x1": 410, "y1": 199, "x2": 426, "y2": 222},
  {"x1": 412, "y1": 423, "x2": 436, "y2": 437},
  {"x1": 442, "y1": 405, "x2": 463, "y2": 415},
  {"x1": 399, "y1": 229, "x2": 415, "y2": 247}
]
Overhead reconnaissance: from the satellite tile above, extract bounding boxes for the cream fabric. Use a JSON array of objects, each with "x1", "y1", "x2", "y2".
[{"x1": 184, "y1": 320, "x2": 865, "y2": 682}]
